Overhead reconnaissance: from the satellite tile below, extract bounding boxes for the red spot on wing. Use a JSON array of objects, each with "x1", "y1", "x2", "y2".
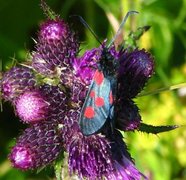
[
  {"x1": 84, "y1": 106, "x2": 95, "y2": 119},
  {"x1": 94, "y1": 70, "x2": 104, "y2": 85},
  {"x1": 109, "y1": 91, "x2": 113, "y2": 104},
  {"x1": 90, "y1": 90, "x2": 95, "y2": 98},
  {"x1": 95, "y1": 97, "x2": 105, "y2": 107}
]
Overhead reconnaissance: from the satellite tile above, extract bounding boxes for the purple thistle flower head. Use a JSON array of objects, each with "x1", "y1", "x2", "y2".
[
  {"x1": 1, "y1": 66, "x2": 36, "y2": 102},
  {"x1": 118, "y1": 49, "x2": 154, "y2": 98},
  {"x1": 15, "y1": 90, "x2": 49, "y2": 123},
  {"x1": 39, "y1": 19, "x2": 68, "y2": 42},
  {"x1": 32, "y1": 18, "x2": 79, "y2": 76},
  {"x1": 9, "y1": 123, "x2": 63, "y2": 170},
  {"x1": 9, "y1": 146, "x2": 33, "y2": 170},
  {"x1": 68, "y1": 132, "x2": 114, "y2": 179}
]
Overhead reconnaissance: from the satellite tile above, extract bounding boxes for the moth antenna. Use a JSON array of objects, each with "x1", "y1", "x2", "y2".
[
  {"x1": 108, "y1": 11, "x2": 139, "y2": 48},
  {"x1": 138, "y1": 83, "x2": 186, "y2": 97},
  {"x1": 71, "y1": 15, "x2": 102, "y2": 45}
]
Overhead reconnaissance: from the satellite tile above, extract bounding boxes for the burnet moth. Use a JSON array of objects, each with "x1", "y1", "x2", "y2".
[{"x1": 79, "y1": 11, "x2": 138, "y2": 136}]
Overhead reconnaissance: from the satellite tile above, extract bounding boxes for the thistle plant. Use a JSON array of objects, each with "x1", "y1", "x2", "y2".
[
  {"x1": 15, "y1": 90, "x2": 49, "y2": 123},
  {"x1": 1, "y1": 1, "x2": 180, "y2": 180}
]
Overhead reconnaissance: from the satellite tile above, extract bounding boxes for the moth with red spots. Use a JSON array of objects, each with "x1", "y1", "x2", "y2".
[
  {"x1": 79, "y1": 11, "x2": 138, "y2": 136},
  {"x1": 79, "y1": 47, "x2": 118, "y2": 135}
]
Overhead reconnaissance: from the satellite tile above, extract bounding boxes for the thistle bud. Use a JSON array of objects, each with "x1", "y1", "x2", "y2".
[
  {"x1": 68, "y1": 132, "x2": 113, "y2": 179},
  {"x1": 32, "y1": 19, "x2": 79, "y2": 76},
  {"x1": 15, "y1": 90, "x2": 49, "y2": 123},
  {"x1": 9, "y1": 123, "x2": 62, "y2": 170},
  {"x1": 1, "y1": 66, "x2": 36, "y2": 102},
  {"x1": 118, "y1": 49, "x2": 154, "y2": 98}
]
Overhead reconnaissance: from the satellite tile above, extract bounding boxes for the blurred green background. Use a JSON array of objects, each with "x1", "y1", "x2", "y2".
[{"x1": 0, "y1": 0, "x2": 186, "y2": 179}]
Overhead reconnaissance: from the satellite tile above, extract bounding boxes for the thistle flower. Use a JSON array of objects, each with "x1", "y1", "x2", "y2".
[
  {"x1": 1, "y1": 66, "x2": 36, "y2": 102},
  {"x1": 39, "y1": 84, "x2": 69, "y2": 123},
  {"x1": 118, "y1": 49, "x2": 154, "y2": 98},
  {"x1": 32, "y1": 19, "x2": 79, "y2": 76},
  {"x1": 39, "y1": 19, "x2": 69, "y2": 41},
  {"x1": 68, "y1": 132, "x2": 114, "y2": 179},
  {"x1": 14, "y1": 84, "x2": 68, "y2": 124},
  {"x1": 15, "y1": 90, "x2": 49, "y2": 123},
  {"x1": 115, "y1": 48, "x2": 154, "y2": 131},
  {"x1": 9, "y1": 123, "x2": 63, "y2": 170},
  {"x1": 105, "y1": 130, "x2": 146, "y2": 180}
]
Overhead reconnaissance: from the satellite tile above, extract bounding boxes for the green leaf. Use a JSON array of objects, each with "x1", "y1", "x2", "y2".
[
  {"x1": 138, "y1": 123, "x2": 179, "y2": 134},
  {"x1": 40, "y1": 0, "x2": 58, "y2": 20},
  {"x1": 138, "y1": 83, "x2": 186, "y2": 97},
  {"x1": 124, "y1": 25, "x2": 151, "y2": 50},
  {"x1": 54, "y1": 152, "x2": 65, "y2": 180}
]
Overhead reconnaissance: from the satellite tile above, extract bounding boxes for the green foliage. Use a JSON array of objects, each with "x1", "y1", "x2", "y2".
[
  {"x1": 138, "y1": 123, "x2": 179, "y2": 134},
  {"x1": 0, "y1": 0, "x2": 186, "y2": 179}
]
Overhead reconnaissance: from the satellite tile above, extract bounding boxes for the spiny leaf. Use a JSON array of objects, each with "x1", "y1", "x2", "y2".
[
  {"x1": 40, "y1": 0, "x2": 58, "y2": 20},
  {"x1": 124, "y1": 25, "x2": 151, "y2": 50},
  {"x1": 138, "y1": 123, "x2": 179, "y2": 134},
  {"x1": 138, "y1": 83, "x2": 186, "y2": 97},
  {"x1": 129, "y1": 26, "x2": 151, "y2": 40}
]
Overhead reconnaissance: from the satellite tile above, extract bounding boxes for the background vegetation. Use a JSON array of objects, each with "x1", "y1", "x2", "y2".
[{"x1": 0, "y1": 0, "x2": 186, "y2": 179}]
